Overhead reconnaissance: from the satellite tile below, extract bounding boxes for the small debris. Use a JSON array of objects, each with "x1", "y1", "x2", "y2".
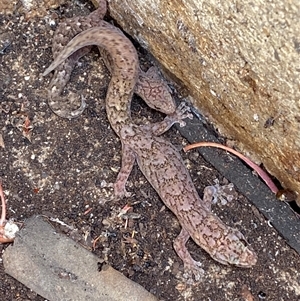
[
  {"x1": 48, "y1": 217, "x2": 76, "y2": 230},
  {"x1": 11, "y1": 101, "x2": 34, "y2": 142},
  {"x1": 0, "y1": 134, "x2": 5, "y2": 148},
  {"x1": 264, "y1": 112, "x2": 281, "y2": 128},
  {"x1": 241, "y1": 284, "x2": 254, "y2": 301}
]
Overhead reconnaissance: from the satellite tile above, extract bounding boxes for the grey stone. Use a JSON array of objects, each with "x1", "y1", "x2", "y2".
[{"x1": 3, "y1": 215, "x2": 157, "y2": 301}]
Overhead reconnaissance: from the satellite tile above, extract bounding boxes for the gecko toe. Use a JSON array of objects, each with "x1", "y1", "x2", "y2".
[{"x1": 182, "y1": 261, "x2": 204, "y2": 283}]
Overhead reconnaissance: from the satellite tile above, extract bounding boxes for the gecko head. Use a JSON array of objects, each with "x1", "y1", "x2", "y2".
[
  {"x1": 210, "y1": 227, "x2": 258, "y2": 268},
  {"x1": 144, "y1": 84, "x2": 177, "y2": 115}
]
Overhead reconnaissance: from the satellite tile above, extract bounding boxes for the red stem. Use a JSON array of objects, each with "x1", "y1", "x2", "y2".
[{"x1": 183, "y1": 142, "x2": 279, "y2": 194}]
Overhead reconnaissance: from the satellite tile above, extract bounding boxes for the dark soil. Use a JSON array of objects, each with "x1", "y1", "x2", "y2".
[{"x1": 0, "y1": 1, "x2": 299, "y2": 300}]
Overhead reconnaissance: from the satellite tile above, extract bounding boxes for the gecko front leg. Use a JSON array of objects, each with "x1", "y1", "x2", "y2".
[
  {"x1": 173, "y1": 227, "x2": 204, "y2": 282},
  {"x1": 114, "y1": 142, "x2": 136, "y2": 198},
  {"x1": 142, "y1": 102, "x2": 193, "y2": 136}
]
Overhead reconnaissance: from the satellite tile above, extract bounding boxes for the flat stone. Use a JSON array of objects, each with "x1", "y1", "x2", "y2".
[{"x1": 3, "y1": 215, "x2": 157, "y2": 301}]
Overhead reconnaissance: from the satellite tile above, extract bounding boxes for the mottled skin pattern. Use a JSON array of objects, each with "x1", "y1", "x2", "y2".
[
  {"x1": 47, "y1": 0, "x2": 176, "y2": 119},
  {"x1": 46, "y1": 0, "x2": 108, "y2": 118},
  {"x1": 118, "y1": 123, "x2": 257, "y2": 280},
  {"x1": 44, "y1": 26, "x2": 138, "y2": 134},
  {"x1": 43, "y1": 23, "x2": 257, "y2": 281}
]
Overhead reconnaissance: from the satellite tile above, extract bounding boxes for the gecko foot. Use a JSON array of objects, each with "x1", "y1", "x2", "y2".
[
  {"x1": 171, "y1": 102, "x2": 193, "y2": 127},
  {"x1": 210, "y1": 179, "x2": 237, "y2": 205},
  {"x1": 174, "y1": 227, "x2": 204, "y2": 283},
  {"x1": 48, "y1": 92, "x2": 86, "y2": 120},
  {"x1": 113, "y1": 182, "x2": 132, "y2": 199},
  {"x1": 183, "y1": 260, "x2": 205, "y2": 284}
]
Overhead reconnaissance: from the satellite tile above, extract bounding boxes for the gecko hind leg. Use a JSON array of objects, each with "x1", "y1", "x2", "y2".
[
  {"x1": 201, "y1": 180, "x2": 237, "y2": 210},
  {"x1": 114, "y1": 143, "x2": 136, "y2": 199},
  {"x1": 173, "y1": 227, "x2": 204, "y2": 283},
  {"x1": 211, "y1": 179, "x2": 237, "y2": 205}
]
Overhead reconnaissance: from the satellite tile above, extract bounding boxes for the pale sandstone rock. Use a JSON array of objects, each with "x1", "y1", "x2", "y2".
[{"x1": 95, "y1": 0, "x2": 300, "y2": 204}]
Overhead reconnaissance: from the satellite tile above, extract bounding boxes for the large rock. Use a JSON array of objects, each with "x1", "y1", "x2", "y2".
[{"x1": 97, "y1": 0, "x2": 300, "y2": 203}]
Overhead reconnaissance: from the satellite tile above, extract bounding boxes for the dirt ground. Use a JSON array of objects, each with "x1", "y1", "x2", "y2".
[{"x1": 0, "y1": 1, "x2": 300, "y2": 300}]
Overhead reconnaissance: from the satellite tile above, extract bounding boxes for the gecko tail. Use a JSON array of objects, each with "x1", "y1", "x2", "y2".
[{"x1": 43, "y1": 26, "x2": 136, "y2": 77}]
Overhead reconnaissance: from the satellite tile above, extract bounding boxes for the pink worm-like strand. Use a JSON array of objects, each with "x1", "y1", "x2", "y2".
[
  {"x1": 0, "y1": 181, "x2": 6, "y2": 227},
  {"x1": 183, "y1": 142, "x2": 279, "y2": 194}
]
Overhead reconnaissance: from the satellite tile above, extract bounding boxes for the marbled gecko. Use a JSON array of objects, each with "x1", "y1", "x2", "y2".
[{"x1": 43, "y1": 22, "x2": 257, "y2": 281}]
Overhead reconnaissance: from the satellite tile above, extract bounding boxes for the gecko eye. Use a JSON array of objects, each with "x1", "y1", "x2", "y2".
[{"x1": 239, "y1": 237, "x2": 248, "y2": 247}]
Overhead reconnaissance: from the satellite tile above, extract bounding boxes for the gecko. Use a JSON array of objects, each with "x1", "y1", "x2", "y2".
[
  {"x1": 43, "y1": 27, "x2": 257, "y2": 281},
  {"x1": 46, "y1": 0, "x2": 176, "y2": 119}
]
